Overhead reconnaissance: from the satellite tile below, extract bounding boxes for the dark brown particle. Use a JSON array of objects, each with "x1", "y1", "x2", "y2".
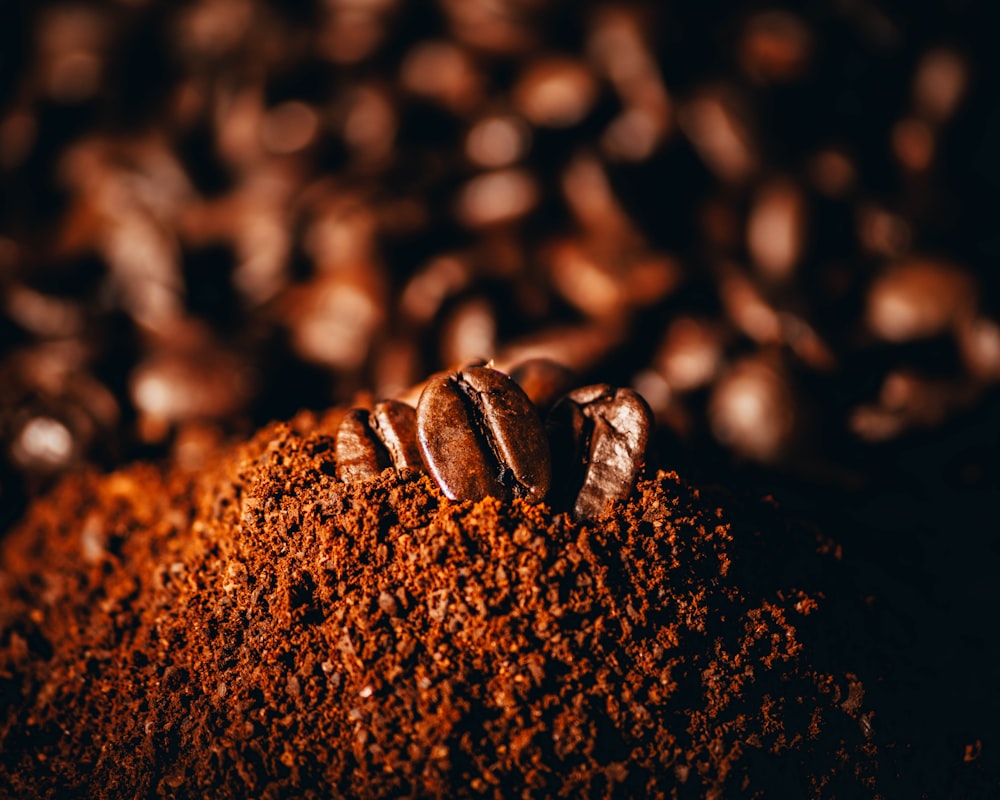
[{"x1": 0, "y1": 419, "x2": 881, "y2": 798}]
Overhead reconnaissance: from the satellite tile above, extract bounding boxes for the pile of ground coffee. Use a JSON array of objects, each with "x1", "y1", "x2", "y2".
[{"x1": 0, "y1": 413, "x2": 882, "y2": 797}]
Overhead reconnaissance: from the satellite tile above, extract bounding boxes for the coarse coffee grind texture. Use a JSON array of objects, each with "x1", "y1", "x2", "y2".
[{"x1": 0, "y1": 415, "x2": 882, "y2": 798}]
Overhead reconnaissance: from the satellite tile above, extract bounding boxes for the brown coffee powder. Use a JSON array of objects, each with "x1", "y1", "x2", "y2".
[{"x1": 0, "y1": 414, "x2": 879, "y2": 798}]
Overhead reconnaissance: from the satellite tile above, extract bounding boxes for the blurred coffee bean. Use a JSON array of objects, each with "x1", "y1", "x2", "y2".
[
  {"x1": 416, "y1": 365, "x2": 550, "y2": 503},
  {"x1": 560, "y1": 151, "x2": 639, "y2": 239},
  {"x1": 9, "y1": 414, "x2": 78, "y2": 473},
  {"x1": 806, "y1": 147, "x2": 857, "y2": 198},
  {"x1": 513, "y1": 57, "x2": 598, "y2": 129},
  {"x1": 586, "y1": 5, "x2": 657, "y2": 90},
  {"x1": 912, "y1": 47, "x2": 968, "y2": 124},
  {"x1": 957, "y1": 315, "x2": 1000, "y2": 382},
  {"x1": 509, "y1": 358, "x2": 577, "y2": 416},
  {"x1": 318, "y1": 0, "x2": 397, "y2": 64},
  {"x1": 625, "y1": 251, "x2": 683, "y2": 307},
  {"x1": 465, "y1": 114, "x2": 531, "y2": 168},
  {"x1": 438, "y1": 0, "x2": 539, "y2": 55},
  {"x1": 546, "y1": 238, "x2": 681, "y2": 322},
  {"x1": 5, "y1": 399, "x2": 91, "y2": 482},
  {"x1": 629, "y1": 369, "x2": 695, "y2": 439},
  {"x1": 630, "y1": 368, "x2": 671, "y2": 414},
  {"x1": 36, "y1": 5, "x2": 109, "y2": 105},
  {"x1": 284, "y1": 269, "x2": 387, "y2": 371},
  {"x1": 102, "y1": 211, "x2": 184, "y2": 333},
  {"x1": 718, "y1": 264, "x2": 782, "y2": 344},
  {"x1": 850, "y1": 370, "x2": 980, "y2": 442},
  {"x1": 455, "y1": 168, "x2": 539, "y2": 228},
  {"x1": 738, "y1": 10, "x2": 813, "y2": 84},
  {"x1": 178, "y1": 175, "x2": 293, "y2": 309},
  {"x1": 891, "y1": 117, "x2": 935, "y2": 174},
  {"x1": 847, "y1": 403, "x2": 905, "y2": 443},
  {"x1": 231, "y1": 162, "x2": 301, "y2": 306},
  {"x1": 777, "y1": 312, "x2": 837, "y2": 372},
  {"x1": 588, "y1": 6, "x2": 673, "y2": 160},
  {"x1": 399, "y1": 254, "x2": 472, "y2": 327},
  {"x1": 547, "y1": 384, "x2": 652, "y2": 520},
  {"x1": 708, "y1": 353, "x2": 797, "y2": 463},
  {"x1": 3, "y1": 284, "x2": 84, "y2": 338},
  {"x1": 340, "y1": 83, "x2": 397, "y2": 169},
  {"x1": 1, "y1": 345, "x2": 119, "y2": 475},
  {"x1": 373, "y1": 337, "x2": 423, "y2": 402},
  {"x1": 747, "y1": 177, "x2": 807, "y2": 282},
  {"x1": 653, "y1": 317, "x2": 725, "y2": 393},
  {"x1": 58, "y1": 140, "x2": 191, "y2": 333},
  {"x1": 173, "y1": 0, "x2": 254, "y2": 62},
  {"x1": 439, "y1": 296, "x2": 497, "y2": 367},
  {"x1": 400, "y1": 40, "x2": 483, "y2": 113},
  {"x1": 679, "y1": 85, "x2": 758, "y2": 184},
  {"x1": 303, "y1": 187, "x2": 380, "y2": 275},
  {"x1": 215, "y1": 85, "x2": 268, "y2": 170},
  {"x1": 335, "y1": 400, "x2": 421, "y2": 483},
  {"x1": 856, "y1": 205, "x2": 912, "y2": 259},
  {"x1": 129, "y1": 342, "x2": 251, "y2": 442},
  {"x1": 496, "y1": 323, "x2": 625, "y2": 378},
  {"x1": 601, "y1": 105, "x2": 669, "y2": 163},
  {"x1": 92, "y1": 133, "x2": 201, "y2": 217},
  {"x1": 865, "y1": 258, "x2": 975, "y2": 342},
  {"x1": 878, "y1": 370, "x2": 975, "y2": 427},
  {"x1": 546, "y1": 239, "x2": 625, "y2": 321},
  {"x1": 260, "y1": 101, "x2": 319, "y2": 156}
]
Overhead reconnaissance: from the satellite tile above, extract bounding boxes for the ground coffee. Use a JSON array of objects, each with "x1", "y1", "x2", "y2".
[{"x1": 0, "y1": 412, "x2": 885, "y2": 797}]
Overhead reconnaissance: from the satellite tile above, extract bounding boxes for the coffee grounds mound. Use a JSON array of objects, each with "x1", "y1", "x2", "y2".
[{"x1": 1, "y1": 417, "x2": 881, "y2": 798}]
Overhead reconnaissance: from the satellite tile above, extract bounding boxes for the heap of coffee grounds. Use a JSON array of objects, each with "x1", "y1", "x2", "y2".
[{"x1": 0, "y1": 414, "x2": 882, "y2": 798}]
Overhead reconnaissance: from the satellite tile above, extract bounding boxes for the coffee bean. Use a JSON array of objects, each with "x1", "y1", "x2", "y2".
[
  {"x1": 512, "y1": 56, "x2": 598, "y2": 129},
  {"x1": 455, "y1": 168, "x2": 539, "y2": 229},
  {"x1": 335, "y1": 400, "x2": 422, "y2": 483},
  {"x1": 416, "y1": 365, "x2": 551, "y2": 503},
  {"x1": 652, "y1": 317, "x2": 725, "y2": 392},
  {"x1": 439, "y1": 296, "x2": 497, "y2": 368},
  {"x1": 2, "y1": 346, "x2": 120, "y2": 475},
  {"x1": 747, "y1": 177, "x2": 806, "y2": 281},
  {"x1": 496, "y1": 323, "x2": 625, "y2": 379},
  {"x1": 864, "y1": 257, "x2": 974, "y2": 343},
  {"x1": 336, "y1": 410, "x2": 390, "y2": 482},
  {"x1": 738, "y1": 10, "x2": 813, "y2": 84},
  {"x1": 285, "y1": 268, "x2": 388, "y2": 371},
  {"x1": 708, "y1": 353, "x2": 797, "y2": 462},
  {"x1": 508, "y1": 358, "x2": 577, "y2": 416},
  {"x1": 371, "y1": 401, "x2": 424, "y2": 472},
  {"x1": 547, "y1": 384, "x2": 652, "y2": 520}
]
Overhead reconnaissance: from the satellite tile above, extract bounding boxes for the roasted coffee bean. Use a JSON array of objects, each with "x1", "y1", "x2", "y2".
[
  {"x1": 547, "y1": 384, "x2": 652, "y2": 521},
  {"x1": 439, "y1": 296, "x2": 497, "y2": 367},
  {"x1": 708, "y1": 353, "x2": 797, "y2": 462},
  {"x1": 496, "y1": 323, "x2": 625, "y2": 379},
  {"x1": 335, "y1": 400, "x2": 422, "y2": 483},
  {"x1": 416, "y1": 365, "x2": 550, "y2": 503},
  {"x1": 864, "y1": 257, "x2": 974, "y2": 343},
  {"x1": 512, "y1": 56, "x2": 598, "y2": 129},
  {"x1": 509, "y1": 358, "x2": 577, "y2": 416}
]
